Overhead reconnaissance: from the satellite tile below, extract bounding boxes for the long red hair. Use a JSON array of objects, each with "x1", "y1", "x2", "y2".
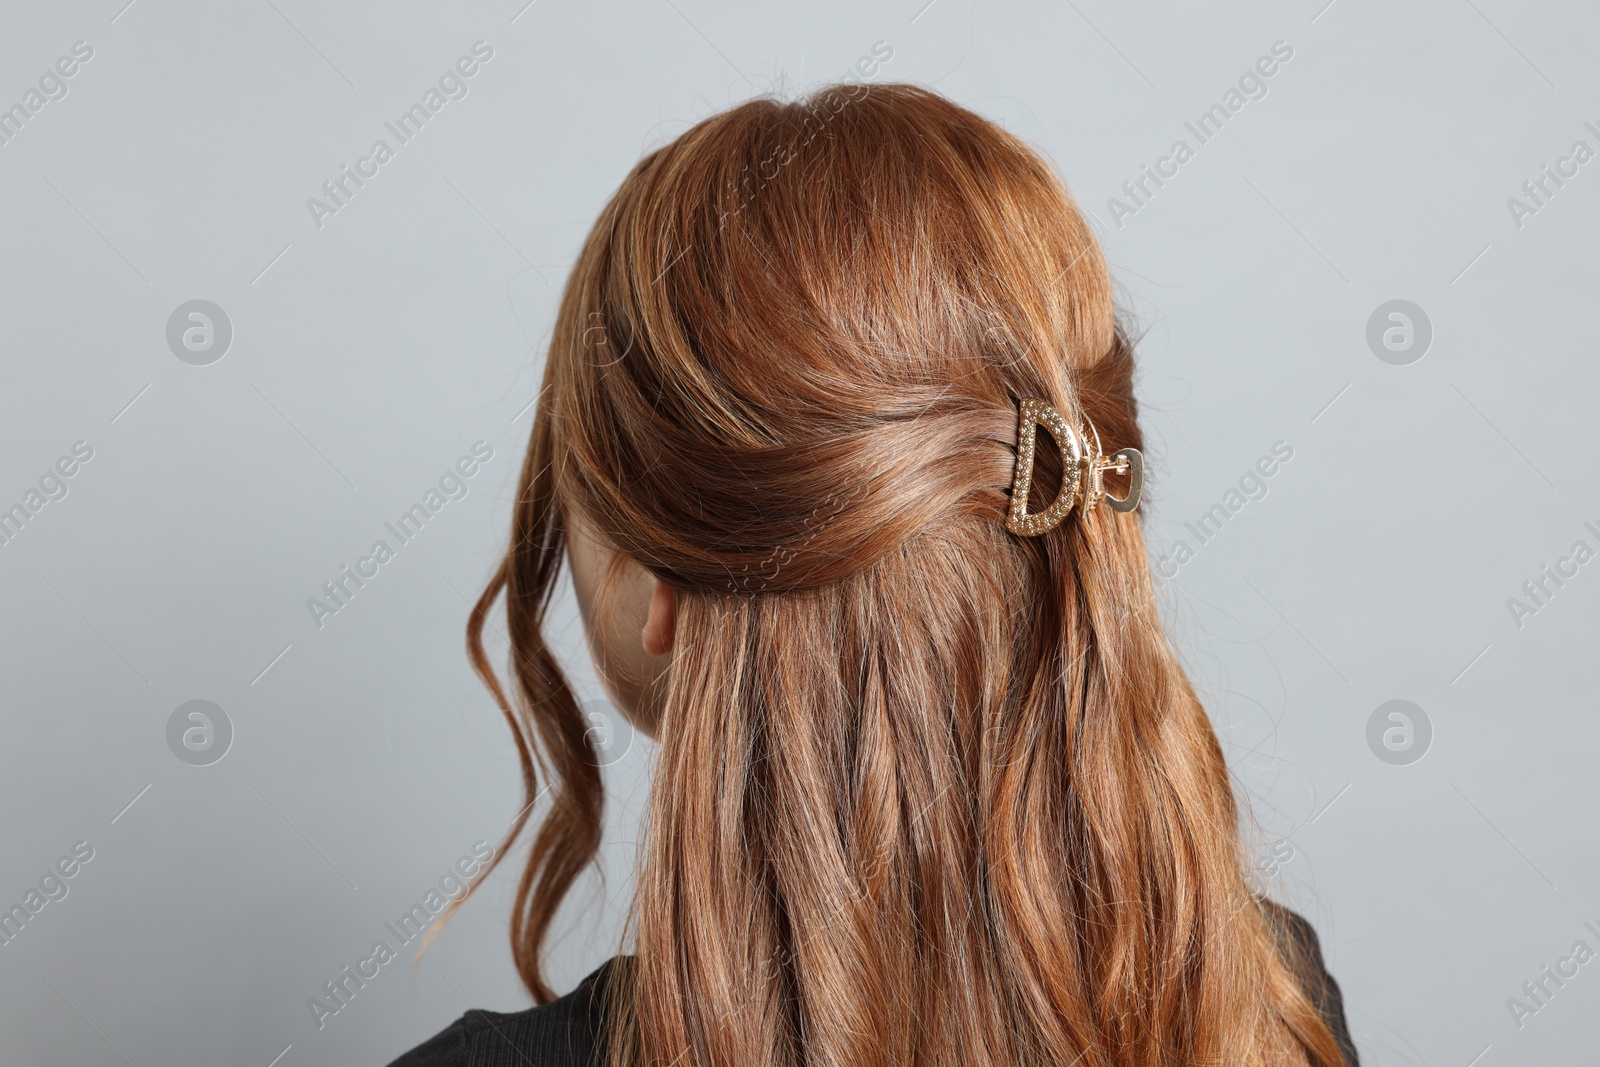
[{"x1": 463, "y1": 83, "x2": 1345, "y2": 1067}]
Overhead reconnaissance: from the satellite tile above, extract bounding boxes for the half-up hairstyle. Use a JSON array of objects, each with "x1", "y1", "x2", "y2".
[{"x1": 463, "y1": 82, "x2": 1346, "y2": 1067}]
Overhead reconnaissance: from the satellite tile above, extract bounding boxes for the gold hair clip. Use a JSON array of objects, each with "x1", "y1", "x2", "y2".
[{"x1": 1005, "y1": 398, "x2": 1144, "y2": 536}]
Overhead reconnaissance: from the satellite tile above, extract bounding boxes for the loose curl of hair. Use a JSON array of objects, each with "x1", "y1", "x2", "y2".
[{"x1": 459, "y1": 83, "x2": 1346, "y2": 1067}]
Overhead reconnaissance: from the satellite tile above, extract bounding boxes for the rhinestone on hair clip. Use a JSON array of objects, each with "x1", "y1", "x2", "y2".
[{"x1": 1005, "y1": 398, "x2": 1144, "y2": 536}]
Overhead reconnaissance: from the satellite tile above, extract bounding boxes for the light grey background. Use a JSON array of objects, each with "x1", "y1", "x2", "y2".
[{"x1": 1, "y1": 0, "x2": 1595, "y2": 1063}]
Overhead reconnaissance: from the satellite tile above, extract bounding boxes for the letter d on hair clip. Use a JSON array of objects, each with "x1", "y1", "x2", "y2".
[{"x1": 1005, "y1": 398, "x2": 1143, "y2": 536}]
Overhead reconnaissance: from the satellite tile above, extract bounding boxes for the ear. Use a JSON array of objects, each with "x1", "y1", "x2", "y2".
[{"x1": 641, "y1": 577, "x2": 676, "y2": 657}]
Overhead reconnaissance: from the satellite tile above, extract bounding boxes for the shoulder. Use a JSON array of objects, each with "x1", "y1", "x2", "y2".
[
  {"x1": 1257, "y1": 899, "x2": 1360, "y2": 1067},
  {"x1": 1258, "y1": 897, "x2": 1325, "y2": 961},
  {"x1": 385, "y1": 958, "x2": 624, "y2": 1067}
]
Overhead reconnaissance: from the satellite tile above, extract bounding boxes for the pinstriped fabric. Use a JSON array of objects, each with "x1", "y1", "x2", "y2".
[{"x1": 387, "y1": 959, "x2": 618, "y2": 1067}]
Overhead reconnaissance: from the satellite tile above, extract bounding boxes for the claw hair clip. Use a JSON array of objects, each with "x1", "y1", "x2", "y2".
[{"x1": 1005, "y1": 398, "x2": 1144, "y2": 536}]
